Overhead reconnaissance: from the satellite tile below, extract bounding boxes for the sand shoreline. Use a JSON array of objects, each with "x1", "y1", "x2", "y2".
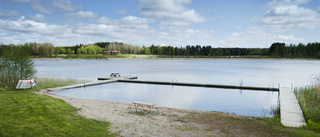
[{"x1": 38, "y1": 89, "x2": 249, "y2": 136}]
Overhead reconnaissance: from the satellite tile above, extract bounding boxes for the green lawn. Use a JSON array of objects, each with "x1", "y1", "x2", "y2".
[{"x1": 0, "y1": 78, "x2": 113, "y2": 137}]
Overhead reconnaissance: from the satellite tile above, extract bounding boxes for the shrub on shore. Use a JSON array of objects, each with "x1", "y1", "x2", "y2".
[
  {"x1": 296, "y1": 83, "x2": 320, "y2": 131},
  {"x1": 0, "y1": 45, "x2": 37, "y2": 89}
]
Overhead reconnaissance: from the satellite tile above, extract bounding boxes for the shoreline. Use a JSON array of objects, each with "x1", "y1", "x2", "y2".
[
  {"x1": 32, "y1": 57, "x2": 320, "y2": 61},
  {"x1": 37, "y1": 89, "x2": 254, "y2": 136},
  {"x1": 36, "y1": 89, "x2": 320, "y2": 136}
]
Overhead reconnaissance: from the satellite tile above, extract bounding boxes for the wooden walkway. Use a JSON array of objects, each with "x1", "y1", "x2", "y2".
[
  {"x1": 118, "y1": 79, "x2": 278, "y2": 91},
  {"x1": 47, "y1": 76, "x2": 137, "y2": 91},
  {"x1": 280, "y1": 87, "x2": 307, "y2": 127},
  {"x1": 46, "y1": 76, "x2": 307, "y2": 127},
  {"x1": 47, "y1": 79, "x2": 119, "y2": 91}
]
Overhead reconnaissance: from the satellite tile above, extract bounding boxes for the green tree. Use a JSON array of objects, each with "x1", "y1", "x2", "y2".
[
  {"x1": 0, "y1": 45, "x2": 37, "y2": 88},
  {"x1": 269, "y1": 42, "x2": 285, "y2": 57},
  {"x1": 66, "y1": 49, "x2": 74, "y2": 54}
]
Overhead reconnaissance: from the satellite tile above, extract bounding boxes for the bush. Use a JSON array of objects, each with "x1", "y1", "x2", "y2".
[
  {"x1": 0, "y1": 45, "x2": 37, "y2": 89},
  {"x1": 308, "y1": 119, "x2": 320, "y2": 132}
]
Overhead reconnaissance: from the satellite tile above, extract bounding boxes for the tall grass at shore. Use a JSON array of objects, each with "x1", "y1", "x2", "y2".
[
  {"x1": 295, "y1": 83, "x2": 320, "y2": 131},
  {"x1": 36, "y1": 77, "x2": 90, "y2": 89},
  {"x1": 45, "y1": 54, "x2": 134, "y2": 59}
]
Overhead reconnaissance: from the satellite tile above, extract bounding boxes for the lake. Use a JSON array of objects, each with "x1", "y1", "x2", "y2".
[{"x1": 35, "y1": 59, "x2": 320, "y2": 117}]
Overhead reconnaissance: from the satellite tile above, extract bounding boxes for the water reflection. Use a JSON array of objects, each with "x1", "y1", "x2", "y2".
[
  {"x1": 52, "y1": 82, "x2": 279, "y2": 117},
  {"x1": 35, "y1": 59, "x2": 320, "y2": 87},
  {"x1": 36, "y1": 59, "x2": 320, "y2": 117}
]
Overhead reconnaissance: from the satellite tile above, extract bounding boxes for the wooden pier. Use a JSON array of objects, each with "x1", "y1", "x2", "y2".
[
  {"x1": 117, "y1": 79, "x2": 279, "y2": 91},
  {"x1": 47, "y1": 76, "x2": 307, "y2": 127},
  {"x1": 280, "y1": 87, "x2": 307, "y2": 127},
  {"x1": 47, "y1": 79, "x2": 118, "y2": 91},
  {"x1": 47, "y1": 76, "x2": 137, "y2": 91}
]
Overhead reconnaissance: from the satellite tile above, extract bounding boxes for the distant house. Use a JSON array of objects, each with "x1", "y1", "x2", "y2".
[{"x1": 104, "y1": 50, "x2": 118, "y2": 55}]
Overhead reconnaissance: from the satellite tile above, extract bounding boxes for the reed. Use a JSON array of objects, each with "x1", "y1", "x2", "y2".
[
  {"x1": 36, "y1": 77, "x2": 89, "y2": 89},
  {"x1": 295, "y1": 83, "x2": 320, "y2": 131}
]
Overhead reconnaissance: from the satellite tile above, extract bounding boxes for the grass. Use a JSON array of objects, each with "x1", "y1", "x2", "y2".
[
  {"x1": 0, "y1": 78, "x2": 113, "y2": 137},
  {"x1": 296, "y1": 83, "x2": 320, "y2": 132},
  {"x1": 38, "y1": 54, "x2": 135, "y2": 59},
  {"x1": 176, "y1": 111, "x2": 320, "y2": 136},
  {"x1": 1, "y1": 77, "x2": 320, "y2": 136},
  {"x1": 35, "y1": 77, "x2": 90, "y2": 89}
]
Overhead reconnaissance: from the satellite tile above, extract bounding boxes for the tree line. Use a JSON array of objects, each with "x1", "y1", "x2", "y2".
[
  {"x1": 269, "y1": 42, "x2": 320, "y2": 58},
  {"x1": 54, "y1": 42, "x2": 141, "y2": 55},
  {"x1": 1, "y1": 42, "x2": 319, "y2": 58}
]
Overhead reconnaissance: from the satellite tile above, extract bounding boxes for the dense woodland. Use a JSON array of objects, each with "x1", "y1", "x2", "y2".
[{"x1": 0, "y1": 42, "x2": 320, "y2": 58}]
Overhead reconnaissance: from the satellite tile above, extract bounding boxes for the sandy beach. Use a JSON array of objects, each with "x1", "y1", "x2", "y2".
[{"x1": 38, "y1": 89, "x2": 254, "y2": 136}]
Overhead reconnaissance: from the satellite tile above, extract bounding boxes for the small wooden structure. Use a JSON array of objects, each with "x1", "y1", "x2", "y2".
[
  {"x1": 104, "y1": 50, "x2": 118, "y2": 55},
  {"x1": 128, "y1": 102, "x2": 158, "y2": 115},
  {"x1": 280, "y1": 87, "x2": 307, "y2": 127}
]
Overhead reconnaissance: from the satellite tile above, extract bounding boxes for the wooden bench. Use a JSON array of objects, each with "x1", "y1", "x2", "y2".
[
  {"x1": 152, "y1": 106, "x2": 159, "y2": 113},
  {"x1": 127, "y1": 106, "x2": 149, "y2": 115}
]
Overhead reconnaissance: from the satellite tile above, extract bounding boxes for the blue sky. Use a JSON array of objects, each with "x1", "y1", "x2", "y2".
[{"x1": 0, "y1": 0, "x2": 319, "y2": 48}]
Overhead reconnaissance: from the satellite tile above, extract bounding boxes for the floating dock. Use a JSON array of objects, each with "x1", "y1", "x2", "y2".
[
  {"x1": 117, "y1": 79, "x2": 279, "y2": 91},
  {"x1": 98, "y1": 76, "x2": 137, "y2": 80},
  {"x1": 280, "y1": 87, "x2": 307, "y2": 127}
]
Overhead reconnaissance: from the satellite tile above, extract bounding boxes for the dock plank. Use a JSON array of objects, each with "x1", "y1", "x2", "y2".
[
  {"x1": 280, "y1": 87, "x2": 307, "y2": 127},
  {"x1": 47, "y1": 79, "x2": 118, "y2": 91}
]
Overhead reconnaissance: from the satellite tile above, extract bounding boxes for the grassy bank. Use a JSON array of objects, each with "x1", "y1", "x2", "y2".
[
  {"x1": 0, "y1": 78, "x2": 113, "y2": 137},
  {"x1": 33, "y1": 54, "x2": 134, "y2": 59},
  {"x1": 296, "y1": 83, "x2": 320, "y2": 132},
  {"x1": 174, "y1": 111, "x2": 319, "y2": 136}
]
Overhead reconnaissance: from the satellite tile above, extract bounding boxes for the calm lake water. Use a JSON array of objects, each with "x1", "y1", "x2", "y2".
[{"x1": 35, "y1": 59, "x2": 320, "y2": 117}]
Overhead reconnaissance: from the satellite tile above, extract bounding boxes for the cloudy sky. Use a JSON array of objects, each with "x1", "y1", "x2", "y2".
[{"x1": 0, "y1": 0, "x2": 319, "y2": 48}]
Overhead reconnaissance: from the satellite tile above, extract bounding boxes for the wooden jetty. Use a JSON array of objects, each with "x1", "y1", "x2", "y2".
[
  {"x1": 117, "y1": 79, "x2": 279, "y2": 91},
  {"x1": 47, "y1": 79, "x2": 118, "y2": 91},
  {"x1": 280, "y1": 87, "x2": 307, "y2": 127},
  {"x1": 47, "y1": 75, "x2": 307, "y2": 127},
  {"x1": 47, "y1": 76, "x2": 137, "y2": 91}
]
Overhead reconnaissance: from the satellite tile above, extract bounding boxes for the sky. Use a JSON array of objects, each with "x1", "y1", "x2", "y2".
[{"x1": 0, "y1": 0, "x2": 319, "y2": 48}]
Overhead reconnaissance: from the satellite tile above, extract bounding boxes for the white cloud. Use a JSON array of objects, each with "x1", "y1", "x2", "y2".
[
  {"x1": 232, "y1": 32, "x2": 240, "y2": 37},
  {"x1": 65, "y1": 10, "x2": 98, "y2": 20},
  {"x1": 261, "y1": 1, "x2": 320, "y2": 30},
  {"x1": 22, "y1": 14, "x2": 46, "y2": 22},
  {"x1": 50, "y1": 0, "x2": 80, "y2": 12},
  {"x1": 2, "y1": 0, "x2": 81, "y2": 14},
  {"x1": 277, "y1": 35, "x2": 304, "y2": 42},
  {"x1": 121, "y1": 16, "x2": 148, "y2": 25},
  {"x1": 0, "y1": 9, "x2": 20, "y2": 18},
  {"x1": 0, "y1": 15, "x2": 157, "y2": 46},
  {"x1": 219, "y1": 26, "x2": 307, "y2": 48},
  {"x1": 267, "y1": 0, "x2": 310, "y2": 7},
  {"x1": 139, "y1": 0, "x2": 206, "y2": 27}
]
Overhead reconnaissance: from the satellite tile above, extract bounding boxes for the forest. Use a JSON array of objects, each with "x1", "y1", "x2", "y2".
[{"x1": 0, "y1": 42, "x2": 320, "y2": 58}]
